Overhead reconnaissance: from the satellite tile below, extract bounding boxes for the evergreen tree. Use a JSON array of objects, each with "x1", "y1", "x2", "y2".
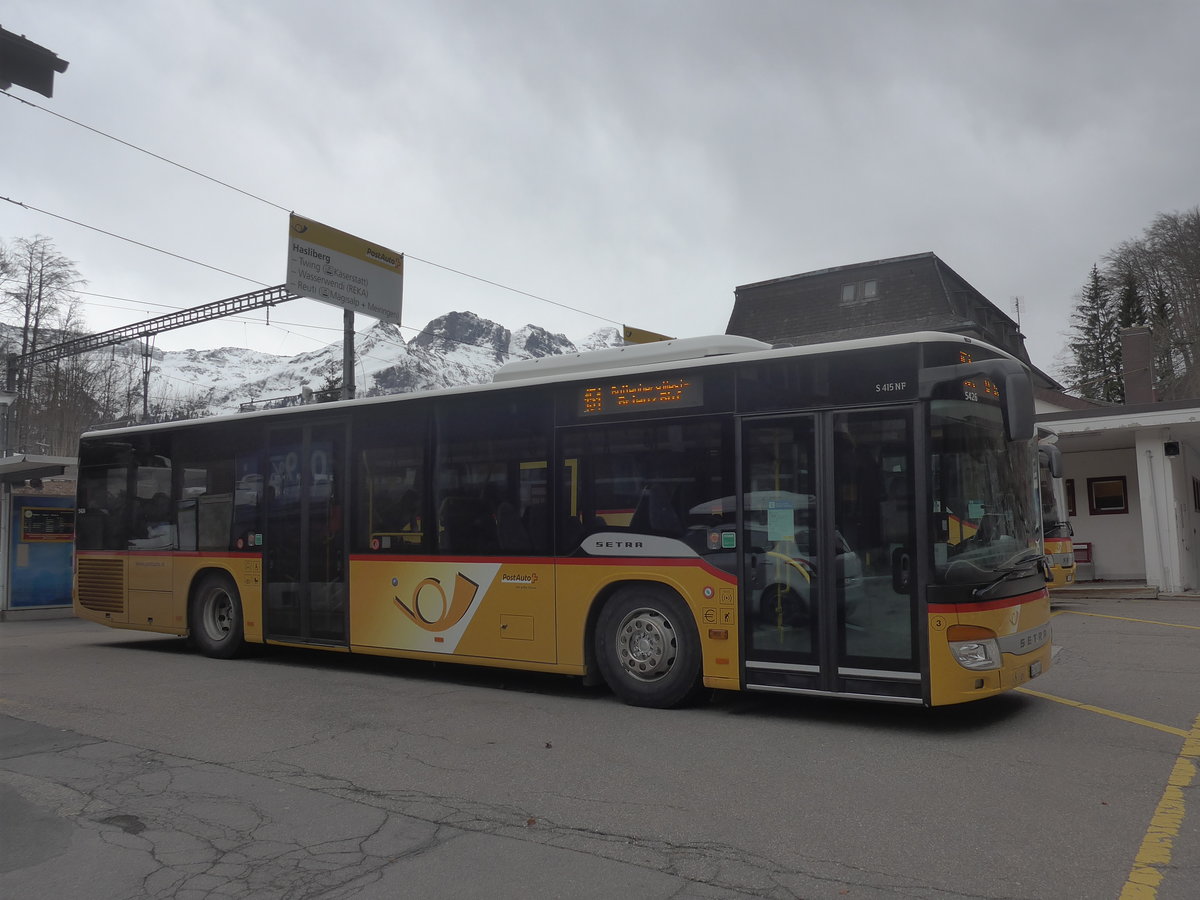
[
  {"x1": 1114, "y1": 267, "x2": 1145, "y2": 328},
  {"x1": 1065, "y1": 264, "x2": 1123, "y2": 402}
]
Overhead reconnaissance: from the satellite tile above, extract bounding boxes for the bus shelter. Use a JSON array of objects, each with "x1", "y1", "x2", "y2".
[{"x1": 0, "y1": 454, "x2": 76, "y2": 620}]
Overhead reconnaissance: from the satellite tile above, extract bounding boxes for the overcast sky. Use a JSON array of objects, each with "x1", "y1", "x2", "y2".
[{"x1": 3, "y1": 0, "x2": 1198, "y2": 379}]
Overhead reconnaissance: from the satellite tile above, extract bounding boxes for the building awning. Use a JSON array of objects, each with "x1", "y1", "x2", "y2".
[
  {"x1": 0, "y1": 454, "x2": 76, "y2": 485},
  {"x1": 1037, "y1": 402, "x2": 1200, "y2": 453}
]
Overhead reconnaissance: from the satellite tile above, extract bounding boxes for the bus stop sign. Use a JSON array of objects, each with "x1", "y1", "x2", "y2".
[{"x1": 285, "y1": 214, "x2": 403, "y2": 324}]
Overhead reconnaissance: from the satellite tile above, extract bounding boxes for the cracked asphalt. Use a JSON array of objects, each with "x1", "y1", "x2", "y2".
[{"x1": 2, "y1": 602, "x2": 1198, "y2": 899}]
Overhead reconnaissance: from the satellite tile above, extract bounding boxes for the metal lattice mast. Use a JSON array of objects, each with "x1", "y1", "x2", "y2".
[{"x1": 21, "y1": 284, "x2": 297, "y2": 367}]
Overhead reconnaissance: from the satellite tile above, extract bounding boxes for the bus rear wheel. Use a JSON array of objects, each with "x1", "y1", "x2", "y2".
[
  {"x1": 595, "y1": 585, "x2": 703, "y2": 708},
  {"x1": 190, "y1": 573, "x2": 245, "y2": 659}
]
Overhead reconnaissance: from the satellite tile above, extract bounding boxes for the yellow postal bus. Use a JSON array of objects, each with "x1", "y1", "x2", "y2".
[
  {"x1": 74, "y1": 332, "x2": 1052, "y2": 707},
  {"x1": 1037, "y1": 437, "x2": 1077, "y2": 588}
]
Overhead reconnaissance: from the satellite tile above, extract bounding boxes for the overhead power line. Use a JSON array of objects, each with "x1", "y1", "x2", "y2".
[
  {"x1": 2, "y1": 89, "x2": 289, "y2": 211},
  {"x1": 2, "y1": 89, "x2": 622, "y2": 327},
  {"x1": 0, "y1": 195, "x2": 270, "y2": 285},
  {"x1": 406, "y1": 254, "x2": 620, "y2": 325}
]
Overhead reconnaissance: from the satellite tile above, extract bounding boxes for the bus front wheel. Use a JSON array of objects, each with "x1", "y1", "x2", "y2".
[
  {"x1": 595, "y1": 586, "x2": 703, "y2": 708},
  {"x1": 190, "y1": 573, "x2": 245, "y2": 659}
]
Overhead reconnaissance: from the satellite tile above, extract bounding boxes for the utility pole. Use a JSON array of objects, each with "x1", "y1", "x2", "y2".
[
  {"x1": 343, "y1": 310, "x2": 355, "y2": 400},
  {"x1": 140, "y1": 336, "x2": 154, "y2": 421}
]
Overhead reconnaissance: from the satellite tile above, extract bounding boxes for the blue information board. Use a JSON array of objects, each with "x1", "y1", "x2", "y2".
[{"x1": 9, "y1": 496, "x2": 74, "y2": 608}]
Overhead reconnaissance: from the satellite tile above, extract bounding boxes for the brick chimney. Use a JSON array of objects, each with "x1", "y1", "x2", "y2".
[{"x1": 1120, "y1": 326, "x2": 1155, "y2": 404}]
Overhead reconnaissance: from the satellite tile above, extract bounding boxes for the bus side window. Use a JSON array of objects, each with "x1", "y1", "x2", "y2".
[
  {"x1": 433, "y1": 391, "x2": 551, "y2": 557},
  {"x1": 560, "y1": 419, "x2": 733, "y2": 552},
  {"x1": 130, "y1": 445, "x2": 175, "y2": 550},
  {"x1": 77, "y1": 455, "x2": 131, "y2": 551},
  {"x1": 495, "y1": 500, "x2": 531, "y2": 552},
  {"x1": 355, "y1": 405, "x2": 428, "y2": 554},
  {"x1": 629, "y1": 483, "x2": 683, "y2": 537}
]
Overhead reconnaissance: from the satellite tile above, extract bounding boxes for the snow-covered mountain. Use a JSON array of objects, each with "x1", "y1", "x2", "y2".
[{"x1": 148, "y1": 312, "x2": 623, "y2": 416}]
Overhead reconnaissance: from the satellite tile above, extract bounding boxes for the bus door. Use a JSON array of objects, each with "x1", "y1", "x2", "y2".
[
  {"x1": 264, "y1": 421, "x2": 348, "y2": 646},
  {"x1": 740, "y1": 410, "x2": 920, "y2": 701}
]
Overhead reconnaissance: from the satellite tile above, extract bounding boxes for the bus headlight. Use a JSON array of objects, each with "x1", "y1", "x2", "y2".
[{"x1": 947, "y1": 625, "x2": 1001, "y2": 670}]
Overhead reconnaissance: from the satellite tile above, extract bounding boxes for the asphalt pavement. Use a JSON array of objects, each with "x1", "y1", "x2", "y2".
[{"x1": 2, "y1": 592, "x2": 1198, "y2": 899}]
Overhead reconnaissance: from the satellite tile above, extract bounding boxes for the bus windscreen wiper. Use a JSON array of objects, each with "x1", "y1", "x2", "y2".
[{"x1": 972, "y1": 549, "x2": 1045, "y2": 599}]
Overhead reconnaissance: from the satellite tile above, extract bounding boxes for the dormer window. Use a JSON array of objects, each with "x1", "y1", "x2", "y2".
[{"x1": 840, "y1": 280, "x2": 880, "y2": 304}]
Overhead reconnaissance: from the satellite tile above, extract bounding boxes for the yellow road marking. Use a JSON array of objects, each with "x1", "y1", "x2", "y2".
[
  {"x1": 1036, "y1": 608, "x2": 1200, "y2": 896},
  {"x1": 1015, "y1": 687, "x2": 1188, "y2": 738},
  {"x1": 1055, "y1": 610, "x2": 1200, "y2": 631},
  {"x1": 1119, "y1": 713, "x2": 1200, "y2": 899}
]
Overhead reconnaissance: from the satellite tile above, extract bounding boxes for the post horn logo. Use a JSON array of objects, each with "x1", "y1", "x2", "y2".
[{"x1": 394, "y1": 573, "x2": 480, "y2": 632}]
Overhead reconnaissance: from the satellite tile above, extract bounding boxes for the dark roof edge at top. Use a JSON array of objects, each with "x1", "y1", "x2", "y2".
[
  {"x1": 1035, "y1": 387, "x2": 1104, "y2": 411},
  {"x1": 734, "y1": 251, "x2": 938, "y2": 291},
  {"x1": 928, "y1": 255, "x2": 1056, "y2": 386},
  {"x1": 736, "y1": 252, "x2": 1025, "y2": 335},
  {"x1": 929, "y1": 255, "x2": 1022, "y2": 332},
  {"x1": 731, "y1": 251, "x2": 1062, "y2": 391}
]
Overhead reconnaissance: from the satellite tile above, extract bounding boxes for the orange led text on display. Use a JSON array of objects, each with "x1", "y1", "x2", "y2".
[{"x1": 580, "y1": 375, "x2": 704, "y2": 416}]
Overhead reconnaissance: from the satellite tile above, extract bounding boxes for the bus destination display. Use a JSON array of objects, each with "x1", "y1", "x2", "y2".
[
  {"x1": 961, "y1": 376, "x2": 1001, "y2": 404},
  {"x1": 580, "y1": 374, "x2": 704, "y2": 416}
]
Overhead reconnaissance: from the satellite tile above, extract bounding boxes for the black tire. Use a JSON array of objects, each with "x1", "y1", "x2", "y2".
[
  {"x1": 189, "y1": 572, "x2": 245, "y2": 659},
  {"x1": 594, "y1": 585, "x2": 703, "y2": 708}
]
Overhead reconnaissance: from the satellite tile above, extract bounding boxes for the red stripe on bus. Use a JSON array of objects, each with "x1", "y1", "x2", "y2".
[
  {"x1": 76, "y1": 550, "x2": 262, "y2": 559},
  {"x1": 348, "y1": 553, "x2": 738, "y2": 583},
  {"x1": 349, "y1": 554, "x2": 556, "y2": 564},
  {"x1": 558, "y1": 556, "x2": 738, "y2": 583},
  {"x1": 928, "y1": 588, "x2": 1048, "y2": 614}
]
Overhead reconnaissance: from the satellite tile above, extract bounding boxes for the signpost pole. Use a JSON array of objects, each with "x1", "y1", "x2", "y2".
[
  {"x1": 285, "y1": 213, "x2": 402, "y2": 404},
  {"x1": 343, "y1": 309, "x2": 355, "y2": 400}
]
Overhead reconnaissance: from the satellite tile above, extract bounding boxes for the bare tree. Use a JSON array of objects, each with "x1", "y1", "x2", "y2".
[
  {"x1": 1104, "y1": 207, "x2": 1200, "y2": 399},
  {"x1": 29, "y1": 295, "x2": 105, "y2": 454},
  {"x1": 1, "y1": 235, "x2": 85, "y2": 449}
]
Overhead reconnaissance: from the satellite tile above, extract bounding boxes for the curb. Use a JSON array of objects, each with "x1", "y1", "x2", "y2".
[{"x1": 1051, "y1": 585, "x2": 1200, "y2": 601}]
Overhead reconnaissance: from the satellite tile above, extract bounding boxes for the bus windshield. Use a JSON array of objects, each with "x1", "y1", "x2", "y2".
[
  {"x1": 1039, "y1": 450, "x2": 1071, "y2": 539},
  {"x1": 930, "y1": 399, "x2": 1040, "y2": 585}
]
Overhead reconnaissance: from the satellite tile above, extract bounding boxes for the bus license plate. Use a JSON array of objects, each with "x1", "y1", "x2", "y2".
[{"x1": 1030, "y1": 660, "x2": 1042, "y2": 678}]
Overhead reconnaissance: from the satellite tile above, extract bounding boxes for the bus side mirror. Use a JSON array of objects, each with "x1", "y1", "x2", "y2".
[
  {"x1": 1039, "y1": 443, "x2": 1063, "y2": 478},
  {"x1": 1003, "y1": 371, "x2": 1035, "y2": 442}
]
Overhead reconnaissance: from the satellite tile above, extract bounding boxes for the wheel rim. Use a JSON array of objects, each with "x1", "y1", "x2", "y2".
[
  {"x1": 614, "y1": 606, "x2": 678, "y2": 682},
  {"x1": 202, "y1": 589, "x2": 235, "y2": 642}
]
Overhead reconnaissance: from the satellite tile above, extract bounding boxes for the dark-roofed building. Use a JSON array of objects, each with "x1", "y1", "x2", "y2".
[
  {"x1": 1035, "y1": 328, "x2": 1200, "y2": 594},
  {"x1": 726, "y1": 251, "x2": 1059, "y2": 388},
  {"x1": 724, "y1": 253, "x2": 1199, "y2": 594}
]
